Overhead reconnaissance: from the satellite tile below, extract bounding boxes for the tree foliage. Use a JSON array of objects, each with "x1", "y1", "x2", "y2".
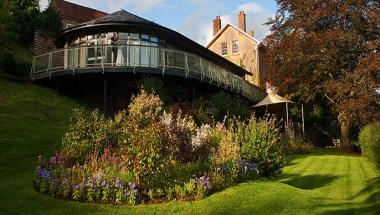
[
  {"x1": 265, "y1": 0, "x2": 380, "y2": 148},
  {"x1": 0, "y1": 0, "x2": 62, "y2": 76}
]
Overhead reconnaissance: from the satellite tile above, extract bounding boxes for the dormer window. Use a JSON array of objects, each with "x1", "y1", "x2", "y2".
[
  {"x1": 221, "y1": 42, "x2": 227, "y2": 55},
  {"x1": 66, "y1": 24, "x2": 72, "y2": 28}
]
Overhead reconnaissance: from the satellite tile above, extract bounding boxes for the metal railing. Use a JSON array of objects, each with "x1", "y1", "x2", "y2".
[{"x1": 31, "y1": 45, "x2": 266, "y2": 101}]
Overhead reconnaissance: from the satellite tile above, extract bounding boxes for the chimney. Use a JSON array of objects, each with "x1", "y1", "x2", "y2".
[
  {"x1": 238, "y1": 11, "x2": 246, "y2": 32},
  {"x1": 213, "y1": 16, "x2": 221, "y2": 36},
  {"x1": 248, "y1": 30, "x2": 254, "y2": 38}
]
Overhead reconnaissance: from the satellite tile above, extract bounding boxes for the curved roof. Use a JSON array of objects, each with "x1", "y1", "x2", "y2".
[
  {"x1": 55, "y1": 10, "x2": 250, "y2": 77},
  {"x1": 81, "y1": 10, "x2": 157, "y2": 26}
]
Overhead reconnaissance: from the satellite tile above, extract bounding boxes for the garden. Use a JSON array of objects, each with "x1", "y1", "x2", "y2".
[
  {"x1": 1, "y1": 76, "x2": 379, "y2": 214},
  {"x1": 34, "y1": 89, "x2": 295, "y2": 205}
]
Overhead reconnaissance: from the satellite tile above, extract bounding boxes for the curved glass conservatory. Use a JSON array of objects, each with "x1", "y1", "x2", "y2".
[{"x1": 31, "y1": 10, "x2": 266, "y2": 102}]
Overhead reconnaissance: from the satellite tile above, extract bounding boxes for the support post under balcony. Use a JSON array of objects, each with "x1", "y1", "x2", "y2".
[{"x1": 103, "y1": 76, "x2": 107, "y2": 114}]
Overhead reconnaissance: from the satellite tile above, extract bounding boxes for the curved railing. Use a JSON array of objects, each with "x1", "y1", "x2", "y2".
[{"x1": 31, "y1": 45, "x2": 266, "y2": 102}]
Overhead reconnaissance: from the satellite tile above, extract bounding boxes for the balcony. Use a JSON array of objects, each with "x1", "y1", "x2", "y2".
[{"x1": 31, "y1": 44, "x2": 266, "y2": 102}]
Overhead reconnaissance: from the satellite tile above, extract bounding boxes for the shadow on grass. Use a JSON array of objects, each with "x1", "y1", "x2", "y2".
[
  {"x1": 321, "y1": 177, "x2": 380, "y2": 215},
  {"x1": 281, "y1": 174, "x2": 339, "y2": 190}
]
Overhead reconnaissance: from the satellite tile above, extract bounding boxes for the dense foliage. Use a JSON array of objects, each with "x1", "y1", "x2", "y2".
[
  {"x1": 238, "y1": 117, "x2": 286, "y2": 176},
  {"x1": 265, "y1": 0, "x2": 380, "y2": 149},
  {"x1": 0, "y1": 0, "x2": 62, "y2": 76},
  {"x1": 281, "y1": 137, "x2": 313, "y2": 155},
  {"x1": 34, "y1": 90, "x2": 285, "y2": 204},
  {"x1": 137, "y1": 76, "x2": 251, "y2": 124},
  {"x1": 359, "y1": 122, "x2": 380, "y2": 168},
  {"x1": 192, "y1": 91, "x2": 251, "y2": 124}
]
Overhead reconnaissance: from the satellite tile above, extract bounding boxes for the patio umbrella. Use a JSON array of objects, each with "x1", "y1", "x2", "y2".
[{"x1": 252, "y1": 92, "x2": 304, "y2": 135}]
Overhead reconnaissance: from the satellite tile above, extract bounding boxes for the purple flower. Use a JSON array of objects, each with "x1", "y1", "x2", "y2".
[
  {"x1": 197, "y1": 176, "x2": 211, "y2": 190},
  {"x1": 129, "y1": 182, "x2": 138, "y2": 194},
  {"x1": 37, "y1": 168, "x2": 50, "y2": 181},
  {"x1": 114, "y1": 178, "x2": 122, "y2": 187},
  {"x1": 73, "y1": 184, "x2": 81, "y2": 190},
  {"x1": 86, "y1": 179, "x2": 95, "y2": 189},
  {"x1": 239, "y1": 160, "x2": 259, "y2": 174}
]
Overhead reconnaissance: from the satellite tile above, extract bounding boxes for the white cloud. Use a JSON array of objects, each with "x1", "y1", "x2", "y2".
[
  {"x1": 41, "y1": 0, "x2": 273, "y2": 45},
  {"x1": 177, "y1": 1, "x2": 273, "y2": 45},
  {"x1": 237, "y1": 2, "x2": 266, "y2": 13}
]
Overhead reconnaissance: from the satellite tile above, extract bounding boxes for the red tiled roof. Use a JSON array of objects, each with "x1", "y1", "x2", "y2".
[{"x1": 52, "y1": 0, "x2": 108, "y2": 23}]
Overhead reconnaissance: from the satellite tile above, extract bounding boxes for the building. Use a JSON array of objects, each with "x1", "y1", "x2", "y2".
[
  {"x1": 31, "y1": 9, "x2": 266, "y2": 113},
  {"x1": 33, "y1": 0, "x2": 107, "y2": 56},
  {"x1": 207, "y1": 11, "x2": 266, "y2": 87}
]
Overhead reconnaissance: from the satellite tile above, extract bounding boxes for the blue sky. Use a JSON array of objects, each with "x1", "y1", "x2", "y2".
[{"x1": 40, "y1": 0, "x2": 277, "y2": 45}]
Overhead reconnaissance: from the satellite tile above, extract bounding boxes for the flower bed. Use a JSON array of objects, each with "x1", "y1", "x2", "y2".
[{"x1": 34, "y1": 90, "x2": 285, "y2": 205}]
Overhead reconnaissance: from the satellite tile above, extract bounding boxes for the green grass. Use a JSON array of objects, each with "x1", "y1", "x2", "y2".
[{"x1": 0, "y1": 76, "x2": 379, "y2": 214}]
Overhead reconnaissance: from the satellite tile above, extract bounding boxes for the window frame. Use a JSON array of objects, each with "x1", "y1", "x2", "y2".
[
  {"x1": 221, "y1": 42, "x2": 228, "y2": 56},
  {"x1": 232, "y1": 40, "x2": 239, "y2": 55}
]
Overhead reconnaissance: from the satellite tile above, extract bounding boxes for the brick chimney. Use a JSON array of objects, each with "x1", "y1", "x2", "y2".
[
  {"x1": 248, "y1": 30, "x2": 254, "y2": 38},
  {"x1": 213, "y1": 16, "x2": 221, "y2": 36},
  {"x1": 238, "y1": 11, "x2": 246, "y2": 32}
]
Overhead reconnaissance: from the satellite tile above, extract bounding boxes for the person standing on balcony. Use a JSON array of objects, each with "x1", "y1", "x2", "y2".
[
  {"x1": 111, "y1": 32, "x2": 119, "y2": 65},
  {"x1": 114, "y1": 33, "x2": 125, "y2": 66}
]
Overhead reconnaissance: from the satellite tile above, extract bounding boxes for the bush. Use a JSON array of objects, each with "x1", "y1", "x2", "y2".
[
  {"x1": 282, "y1": 137, "x2": 313, "y2": 154},
  {"x1": 192, "y1": 97, "x2": 218, "y2": 124},
  {"x1": 62, "y1": 108, "x2": 119, "y2": 164},
  {"x1": 191, "y1": 124, "x2": 212, "y2": 161},
  {"x1": 127, "y1": 90, "x2": 163, "y2": 128},
  {"x1": 359, "y1": 122, "x2": 380, "y2": 168},
  {"x1": 120, "y1": 122, "x2": 172, "y2": 188},
  {"x1": 240, "y1": 116, "x2": 285, "y2": 176},
  {"x1": 213, "y1": 127, "x2": 240, "y2": 166},
  {"x1": 160, "y1": 108, "x2": 196, "y2": 162},
  {"x1": 138, "y1": 76, "x2": 164, "y2": 95},
  {"x1": 35, "y1": 89, "x2": 285, "y2": 205},
  {"x1": 1, "y1": 49, "x2": 32, "y2": 78},
  {"x1": 191, "y1": 91, "x2": 251, "y2": 124},
  {"x1": 209, "y1": 91, "x2": 250, "y2": 121}
]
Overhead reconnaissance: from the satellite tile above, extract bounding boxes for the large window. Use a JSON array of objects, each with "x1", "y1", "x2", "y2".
[
  {"x1": 221, "y1": 42, "x2": 227, "y2": 55},
  {"x1": 232, "y1": 40, "x2": 239, "y2": 54},
  {"x1": 65, "y1": 32, "x2": 163, "y2": 67}
]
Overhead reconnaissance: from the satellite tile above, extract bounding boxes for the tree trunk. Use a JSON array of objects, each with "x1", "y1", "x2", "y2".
[{"x1": 340, "y1": 120, "x2": 351, "y2": 151}]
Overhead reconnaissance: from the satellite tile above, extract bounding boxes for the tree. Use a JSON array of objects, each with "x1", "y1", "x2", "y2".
[
  {"x1": 37, "y1": 3, "x2": 62, "y2": 37},
  {"x1": 0, "y1": 0, "x2": 61, "y2": 76},
  {"x1": 265, "y1": 0, "x2": 380, "y2": 149},
  {"x1": 10, "y1": 0, "x2": 40, "y2": 47}
]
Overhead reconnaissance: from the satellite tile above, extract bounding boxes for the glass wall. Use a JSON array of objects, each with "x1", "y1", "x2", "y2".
[{"x1": 65, "y1": 32, "x2": 161, "y2": 68}]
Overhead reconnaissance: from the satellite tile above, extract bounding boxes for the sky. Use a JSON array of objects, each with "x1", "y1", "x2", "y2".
[{"x1": 40, "y1": 0, "x2": 277, "y2": 45}]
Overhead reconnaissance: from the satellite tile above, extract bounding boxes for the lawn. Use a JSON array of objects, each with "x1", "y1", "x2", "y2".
[{"x1": 0, "y1": 76, "x2": 379, "y2": 215}]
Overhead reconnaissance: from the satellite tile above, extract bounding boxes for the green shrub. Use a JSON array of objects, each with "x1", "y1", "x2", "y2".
[
  {"x1": 282, "y1": 137, "x2": 313, "y2": 154},
  {"x1": 62, "y1": 108, "x2": 118, "y2": 164},
  {"x1": 183, "y1": 178, "x2": 197, "y2": 196},
  {"x1": 213, "y1": 127, "x2": 240, "y2": 166},
  {"x1": 192, "y1": 97, "x2": 218, "y2": 124},
  {"x1": 2, "y1": 49, "x2": 32, "y2": 78},
  {"x1": 128, "y1": 90, "x2": 163, "y2": 128},
  {"x1": 120, "y1": 122, "x2": 171, "y2": 188},
  {"x1": 209, "y1": 91, "x2": 250, "y2": 121},
  {"x1": 209, "y1": 167, "x2": 225, "y2": 191},
  {"x1": 35, "y1": 89, "x2": 286, "y2": 204},
  {"x1": 240, "y1": 116, "x2": 285, "y2": 176},
  {"x1": 138, "y1": 76, "x2": 164, "y2": 95},
  {"x1": 191, "y1": 91, "x2": 251, "y2": 124},
  {"x1": 359, "y1": 122, "x2": 380, "y2": 168}
]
